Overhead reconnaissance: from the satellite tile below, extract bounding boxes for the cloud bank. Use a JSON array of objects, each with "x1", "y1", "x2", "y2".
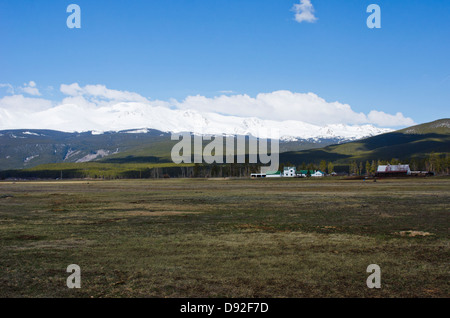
[
  {"x1": 60, "y1": 83, "x2": 148, "y2": 103},
  {"x1": 0, "y1": 82, "x2": 415, "y2": 134},
  {"x1": 174, "y1": 91, "x2": 414, "y2": 127}
]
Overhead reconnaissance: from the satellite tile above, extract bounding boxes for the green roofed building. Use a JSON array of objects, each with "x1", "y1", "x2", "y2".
[
  {"x1": 298, "y1": 170, "x2": 325, "y2": 177},
  {"x1": 251, "y1": 169, "x2": 324, "y2": 179},
  {"x1": 250, "y1": 170, "x2": 281, "y2": 178},
  {"x1": 266, "y1": 171, "x2": 281, "y2": 178}
]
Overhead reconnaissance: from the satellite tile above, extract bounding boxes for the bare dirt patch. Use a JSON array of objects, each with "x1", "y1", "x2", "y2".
[{"x1": 396, "y1": 230, "x2": 434, "y2": 237}]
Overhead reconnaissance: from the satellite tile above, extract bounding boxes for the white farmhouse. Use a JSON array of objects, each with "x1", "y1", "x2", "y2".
[
  {"x1": 311, "y1": 170, "x2": 325, "y2": 177},
  {"x1": 283, "y1": 167, "x2": 297, "y2": 177}
]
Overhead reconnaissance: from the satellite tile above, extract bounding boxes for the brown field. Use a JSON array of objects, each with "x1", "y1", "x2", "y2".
[{"x1": 0, "y1": 177, "x2": 449, "y2": 297}]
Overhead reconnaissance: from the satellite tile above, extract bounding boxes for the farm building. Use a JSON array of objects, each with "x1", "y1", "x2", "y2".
[
  {"x1": 250, "y1": 171, "x2": 281, "y2": 178},
  {"x1": 282, "y1": 167, "x2": 325, "y2": 177},
  {"x1": 250, "y1": 173, "x2": 266, "y2": 178},
  {"x1": 376, "y1": 164, "x2": 411, "y2": 177},
  {"x1": 410, "y1": 171, "x2": 434, "y2": 177},
  {"x1": 283, "y1": 167, "x2": 297, "y2": 177},
  {"x1": 297, "y1": 170, "x2": 326, "y2": 177},
  {"x1": 266, "y1": 171, "x2": 281, "y2": 178},
  {"x1": 252, "y1": 167, "x2": 325, "y2": 178},
  {"x1": 312, "y1": 170, "x2": 325, "y2": 177}
]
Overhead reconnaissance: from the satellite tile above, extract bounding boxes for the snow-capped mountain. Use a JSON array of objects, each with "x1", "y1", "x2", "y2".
[
  {"x1": 0, "y1": 102, "x2": 397, "y2": 170},
  {"x1": 0, "y1": 102, "x2": 392, "y2": 140}
]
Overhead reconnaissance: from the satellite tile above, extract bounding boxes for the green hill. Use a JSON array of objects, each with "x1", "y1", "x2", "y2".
[
  {"x1": 0, "y1": 129, "x2": 340, "y2": 170},
  {"x1": 280, "y1": 119, "x2": 450, "y2": 164},
  {"x1": 0, "y1": 129, "x2": 175, "y2": 171}
]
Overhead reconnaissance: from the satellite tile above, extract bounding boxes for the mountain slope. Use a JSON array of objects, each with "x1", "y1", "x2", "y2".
[
  {"x1": 0, "y1": 129, "x2": 174, "y2": 171},
  {"x1": 0, "y1": 128, "x2": 351, "y2": 170},
  {"x1": 279, "y1": 119, "x2": 450, "y2": 164}
]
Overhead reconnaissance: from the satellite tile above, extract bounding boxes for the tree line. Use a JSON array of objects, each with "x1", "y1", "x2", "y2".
[
  {"x1": 280, "y1": 153, "x2": 449, "y2": 177},
  {"x1": 1, "y1": 154, "x2": 448, "y2": 180}
]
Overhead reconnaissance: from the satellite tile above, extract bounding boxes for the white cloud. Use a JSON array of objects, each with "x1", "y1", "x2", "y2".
[
  {"x1": 173, "y1": 90, "x2": 414, "y2": 127},
  {"x1": 0, "y1": 83, "x2": 415, "y2": 133},
  {"x1": 60, "y1": 83, "x2": 149, "y2": 103},
  {"x1": 19, "y1": 81, "x2": 41, "y2": 96},
  {"x1": 218, "y1": 90, "x2": 235, "y2": 94},
  {"x1": 1, "y1": 82, "x2": 41, "y2": 96},
  {"x1": 0, "y1": 94, "x2": 53, "y2": 112},
  {"x1": 292, "y1": 0, "x2": 317, "y2": 23},
  {"x1": 367, "y1": 110, "x2": 415, "y2": 127},
  {"x1": 0, "y1": 83, "x2": 15, "y2": 94}
]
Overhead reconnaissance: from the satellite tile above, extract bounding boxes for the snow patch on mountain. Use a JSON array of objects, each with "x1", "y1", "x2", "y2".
[
  {"x1": 124, "y1": 128, "x2": 151, "y2": 134},
  {"x1": 23, "y1": 131, "x2": 42, "y2": 136},
  {"x1": 64, "y1": 149, "x2": 81, "y2": 161},
  {"x1": 24, "y1": 154, "x2": 39, "y2": 163},
  {"x1": 76, "y1": 150, "x2": 111, "y2": 163}
]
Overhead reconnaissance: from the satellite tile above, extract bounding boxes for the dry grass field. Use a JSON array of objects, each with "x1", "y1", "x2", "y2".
[{"x1": 0, "y1": 177, "x2": 448, "y2": 297}]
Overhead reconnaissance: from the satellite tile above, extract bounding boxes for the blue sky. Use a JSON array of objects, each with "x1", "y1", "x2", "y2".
[{"x1": 0, "y1": 0, "x2": 449, "y2": 128}]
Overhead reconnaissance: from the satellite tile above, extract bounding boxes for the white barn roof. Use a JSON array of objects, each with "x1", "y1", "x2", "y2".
[{"x1": 377, "y1": 164, "x2": 410, "y2": 173}]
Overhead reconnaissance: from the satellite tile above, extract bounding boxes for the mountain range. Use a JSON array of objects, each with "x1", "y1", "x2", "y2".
[
  {"x1": 0, "y1": 112, "x2": 391, "y2": 170},
  {"x1": 0, "y1": 101, "x2": 392, "y2": 140},
  {"x1": 0, "y1": 118, "x2": 448, "y2": 172}
]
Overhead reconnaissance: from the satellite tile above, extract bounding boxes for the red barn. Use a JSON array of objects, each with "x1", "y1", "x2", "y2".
[{"x1": 376, "y1": 164, "x2": 411, "y2": 177}]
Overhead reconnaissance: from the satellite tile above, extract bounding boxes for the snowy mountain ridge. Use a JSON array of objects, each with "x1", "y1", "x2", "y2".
[{"x1": 0, "y1": 102, "x2": 392, "y2": 140}]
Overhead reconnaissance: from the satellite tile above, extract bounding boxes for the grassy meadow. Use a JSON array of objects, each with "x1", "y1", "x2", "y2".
[{"x1": 0, "y1": 177, "x2": 448, "y2": 298}]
